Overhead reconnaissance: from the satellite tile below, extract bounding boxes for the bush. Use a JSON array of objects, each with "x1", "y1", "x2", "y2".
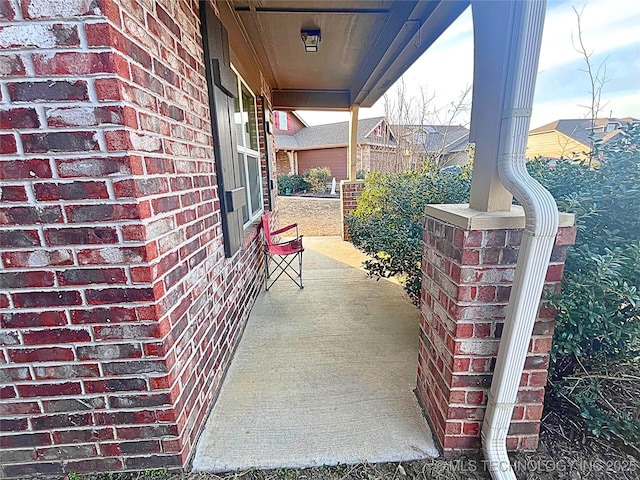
[
  {"x1": 546, "y1": 242, "x2": 639, "y2": 364},
  {"x1": 528, "y1": 125, "x2": 640, "y2": 447},
  {"x1": 347, "y1": 126, "x2": 639, "y2": 446},
  {"x1": 302, "y1": 167, "x2": 331, "y2": 194},
  {"x1": 527, "y1": 125, "x2": 640, "y2": 365},
  {"x1": 346, "y1": 164, "x2": 471, "y2": 302},
  {"x1": 349, "y1": 127, "x2": 639, "y2": 356},
  {"x1": 277, "y1": 174, "x2": 307, "y2": 195}
]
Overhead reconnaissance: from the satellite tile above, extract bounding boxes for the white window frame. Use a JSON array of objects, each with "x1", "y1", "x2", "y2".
[
  {"x1": 278, "y1": 111, "x2": 288, "y2": 131},
  {"x1": 231, "y1": 66, "x2": 264, "y2": 226}
]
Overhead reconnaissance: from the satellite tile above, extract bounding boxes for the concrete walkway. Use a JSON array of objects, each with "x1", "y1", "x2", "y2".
[{"x1": 192, "y1": 237, "x2": 437, "y2": 472}]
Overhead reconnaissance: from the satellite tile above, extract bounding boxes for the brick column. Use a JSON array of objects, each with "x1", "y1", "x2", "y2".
[
  {"x1": 416, "y1": 204, "x2": 576, "y2": 456},
  {"x1": 340, "y1": 179, "x2": 365, "y2": 240}
]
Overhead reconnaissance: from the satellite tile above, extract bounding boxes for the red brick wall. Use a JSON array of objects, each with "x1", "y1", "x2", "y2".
[
  {"x1": 275, "y1": 150, "x2": 291, "y2": 177},
  {"x1": 340, "y1": 180, "x2": 365, "y2": 240},
  {"x1": 416, "y1": 216, "x2": 577, "y2": 456},
  {"x1": 258, "y1": 96, "x2": 277, "y2": 212},
  {"x1": 0, "y1": 0, "x2": 267, "y2": 477}
]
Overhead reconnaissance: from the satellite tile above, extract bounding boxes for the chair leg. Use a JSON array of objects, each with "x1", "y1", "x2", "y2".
[
  {"x1": 264, "y1": 249, "x2": 270, "y2": 291},
  {"x1": 298, "y1": 250, "x2": 303, "y2": 289},
  {"x1": 264, "y1": 252, "x2": 304, "y2": 290}
]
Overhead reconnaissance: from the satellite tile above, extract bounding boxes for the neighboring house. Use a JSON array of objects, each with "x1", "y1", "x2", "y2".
[
  {"x1": 526, "y1": 117, "x2": 638, "y2": 162},
  {"x1": 272, "y1": 111, "x2": 308, "y2": 177},
  {"x1": 273, "y1": 110, "x2": 308, "y2": 136},
  {"x1": 393, "y1": 124, "x2": 471, "y2": 169},
  {"x1": 274, "y1": 116, "x2": 397, "y2": 180}
]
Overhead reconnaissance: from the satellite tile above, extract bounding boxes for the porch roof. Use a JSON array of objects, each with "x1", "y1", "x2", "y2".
[{"x1": 226, "y1": 0, "x2": 469, "y2": 110}]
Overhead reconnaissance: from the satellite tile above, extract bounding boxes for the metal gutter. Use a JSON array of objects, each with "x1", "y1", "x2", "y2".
[{"x1": 476, "y1": 2, "x2": 558, "y2": 479}]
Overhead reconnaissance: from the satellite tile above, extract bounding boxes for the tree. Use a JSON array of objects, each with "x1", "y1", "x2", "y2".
[
  {"x1": 572, "y1": 5, "x2": 609, "y2": 166},
  {"x1": 379, "y1": 78, "x2": 433, "y2": 172},
  {"x1": 382, "y1": 79, "x2": 472, "y2": 171}
]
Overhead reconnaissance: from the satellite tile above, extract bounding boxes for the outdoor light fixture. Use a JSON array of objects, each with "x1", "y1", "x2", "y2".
[{"x1": 301, "y1": 29, "x2": 321, "y2": 52}]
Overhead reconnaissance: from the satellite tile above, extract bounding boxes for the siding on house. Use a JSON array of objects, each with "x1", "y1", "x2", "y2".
[
  {"x1": 441, "y1": 150, "x2": 470, "y2": 168},
  {"x1": 360, "y1": 144, "x2": 400, "y2": 173},
  {"x1": 297, "y1": 147, "x2": 348, "y2": 180},
  {"x1": 526, "y1": 131, "x2": 589, "y2": 160},
  {"x1": 525, "y1": 117, "x2": 638, "y2": 162},
  {"x1": 274, "y1": 117, "x2": 397, "y2": 179}
]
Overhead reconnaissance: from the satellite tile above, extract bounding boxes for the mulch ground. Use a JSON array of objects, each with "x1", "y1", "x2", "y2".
[
  {"x1": 73, "y1": 413, "x2": 640, "y2": 480},
  {"x1": 276, "y1": 195, "x2": 341, "y2": 237}
]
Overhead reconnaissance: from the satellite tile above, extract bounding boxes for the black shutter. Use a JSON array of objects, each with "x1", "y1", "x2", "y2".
[
  {"x1": 261, "y1": 97, "x2": 275, "y2": 210},
  {"x1": 200, "y1": 3, "x2": 246, "y2": 257}
]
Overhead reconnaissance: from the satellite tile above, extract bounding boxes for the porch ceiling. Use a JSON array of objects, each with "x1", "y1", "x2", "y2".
[{"x1": 228, "y1": 0, "x2": 469, "y2": 110}]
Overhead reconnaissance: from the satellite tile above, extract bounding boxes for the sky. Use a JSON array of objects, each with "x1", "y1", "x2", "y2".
[{"x1": 296, "y1": 0, "x2": 640, "y2": 128}]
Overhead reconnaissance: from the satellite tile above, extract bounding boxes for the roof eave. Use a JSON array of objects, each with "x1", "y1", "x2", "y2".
[
  {"x1": 272, "y1": 90, "x2": 351, "y2": 110},
  {"x1": 271, "y1": 1, "x2": 469, "y2": 110},
  {"x1": 354, "y1": 0, "x2": 469, "y2": 107}
]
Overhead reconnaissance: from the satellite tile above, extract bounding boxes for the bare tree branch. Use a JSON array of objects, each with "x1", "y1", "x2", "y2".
[
  {"x1": 572, "y1": 5, "x2": 610, "y2": 166},
  {"x1": 381, "y1": 80, "x2": 472, "y2": 171}
]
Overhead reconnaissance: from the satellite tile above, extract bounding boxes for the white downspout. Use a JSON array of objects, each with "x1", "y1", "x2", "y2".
[{"x1": 479, "y1": 2, "x2": 558, "y2": 480}]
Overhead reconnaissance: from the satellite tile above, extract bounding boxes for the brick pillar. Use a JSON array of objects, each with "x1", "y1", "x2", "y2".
[
  {"x1": 340, "y1": 179, "x2": 365, "y2": 240},
  {"x1": 416, "y1": 204, "x2": 576, "y2": 456}
]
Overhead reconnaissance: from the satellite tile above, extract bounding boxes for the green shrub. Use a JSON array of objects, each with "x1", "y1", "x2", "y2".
[
  {"x1": 302, "y1": 167, "x2": 331, "y2": 194},
  {"x1": 529, "y1": 124, "x2": 640, "y2": 446},
  {"x1": 349, "y1": 127, "x2": 639, "y2": 355},
  {"x1": 546, "y1": 242, "x2": 640, "y2": 364},
  {"x1": 277, "y1": 174, "x2": 307, "y2": 195},
  {"x1": 527, "y1": 125, "x2": 640, "y2": 364},
  {"x1": 348, "y1": 127, "x2": 639, "y2": 446},
  {"x1": 551, "y1": 359, "x2": 640, "y2": 447},
  {"x1": 346, "y1": 165, "x2": 471, "y2": 302}
]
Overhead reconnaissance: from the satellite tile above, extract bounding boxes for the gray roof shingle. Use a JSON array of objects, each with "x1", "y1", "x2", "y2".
[
  {"x1": 275, "y1": 116, "x2": 395, "y2": 150},
  {"x1": 392, "y1": 125, "x2": 470, "y2": 154},
  {"x1": 274, "y1": 134, "x2": 299, "y2": 149}
]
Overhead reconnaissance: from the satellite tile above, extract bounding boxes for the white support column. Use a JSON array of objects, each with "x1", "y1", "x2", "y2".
[
  {"x1": 470, "y1": 3, "x2": 558, "y2": 480},
  {"x1": 348, "y1": 105, "x2": 359, "y2": 180},
  {"x1": 468, "y1": 1, "x2": 516, "y2": 212}
]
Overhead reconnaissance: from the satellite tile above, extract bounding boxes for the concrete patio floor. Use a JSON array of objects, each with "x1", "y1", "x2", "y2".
[{"x1": 192, "y1": 237, "x2": 438, "y2": 473}]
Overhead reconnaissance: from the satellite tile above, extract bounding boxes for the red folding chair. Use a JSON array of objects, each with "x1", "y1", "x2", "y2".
[{"x1": 261, "y1": 214, "x2": 304, "y2": 291}]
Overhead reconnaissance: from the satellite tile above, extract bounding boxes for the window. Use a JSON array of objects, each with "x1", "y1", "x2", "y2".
[
  {"x1": 232, "y1": 69, "x2": 264, "y2": 225},
  {"x1": 278, "y1": 111, "x2": 288, "y2": 131}
]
